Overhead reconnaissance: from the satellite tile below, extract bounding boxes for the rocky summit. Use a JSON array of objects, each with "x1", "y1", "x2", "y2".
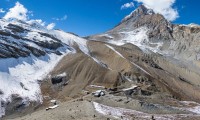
[{"x1": 1, "y1": 5, "x2": 200, "y2": 120}]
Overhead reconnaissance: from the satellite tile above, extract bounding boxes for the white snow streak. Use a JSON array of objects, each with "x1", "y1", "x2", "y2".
[
  {"x1": 106, "y1": 44, "x2": 151, "y2": 76},
  {"x1": 93, "y1": 102, "x2": 178, "y2": 120},
  {"x1": 130, "y1": 62, "x2": 151, "y2": 76},
  {"x1": 90, "y1": 85, "x2": 105, "y2": 89},
  {"x1": 122, "y1": 85, "x2": 137, "y2": 91},
  {"x1": 106, "y1": 44, "x2": 125, "y2": 59}
]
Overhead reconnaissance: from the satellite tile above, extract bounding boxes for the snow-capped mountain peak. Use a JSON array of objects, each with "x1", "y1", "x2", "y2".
[{"x1": 121, "y1": 5, "x2": 155, "y2": 23}]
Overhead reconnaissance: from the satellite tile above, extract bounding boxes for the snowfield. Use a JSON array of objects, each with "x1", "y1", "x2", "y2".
[
  {"x1": 93, "y1": 102, "x2": 200, "y2": 120},
  {"x1": 0, "y1": 46, "x2": 73, "y2": 117},
  {"x1": 51, "y1": 30, "x2": 89, "y2": 55},
  {"x1": 106, "y1": 27, "x2": 163, "y2": 53},
  {"x1": 93, "y1": 102, "x2": 173, "y2": 120}
]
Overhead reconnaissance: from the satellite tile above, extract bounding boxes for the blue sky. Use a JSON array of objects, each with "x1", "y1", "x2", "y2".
[{"x1": 0, "y1": 0, "x2": 199, "y2": 36}]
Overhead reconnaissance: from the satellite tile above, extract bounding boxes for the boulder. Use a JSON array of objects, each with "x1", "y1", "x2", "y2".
[
  {"x1": 93, "y1": 90, "x2": 106, "y2": 97},
  {"x1": 51, "y1": 73, "x2": 67, "y2": 85}
]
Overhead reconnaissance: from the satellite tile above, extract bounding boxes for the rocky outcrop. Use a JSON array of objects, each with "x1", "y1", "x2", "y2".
[{"x1": 0, "y1": 19, "x2": 65, "y2": 59}]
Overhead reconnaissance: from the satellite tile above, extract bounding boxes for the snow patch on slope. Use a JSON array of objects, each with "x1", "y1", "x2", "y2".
[
  {"x1": 93, "y1": 102, "x2": 180, "y2": 120},
  {"x1": 0, "y1": 46, "x2": 73, "y2": 117},
  {"x1": 108, "y1": 27, "x2": 163, "y2": 53},
  {"x1": 93, "y1": 102, "x2": 137, "y2": 119},
  {"x1": 179, "y1": 101, "x2": 200, "y2": 114},
  {"x1": 179, "y1": 23, "x2": 200, "y2": 28},
  {"x1": 51, "y1": 30, "x2": 89, "y2": 55},
  {"x1": 93, "y1": 102, "x2": 200, "y2": 120}
]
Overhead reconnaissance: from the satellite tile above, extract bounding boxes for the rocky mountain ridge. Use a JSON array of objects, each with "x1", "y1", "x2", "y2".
[
  {"x1": 0, "y1": 19, "x2": 71, "y2": 58},
  {"x1": 1, "y1": 5, "x2": 200, "y2": 120}
]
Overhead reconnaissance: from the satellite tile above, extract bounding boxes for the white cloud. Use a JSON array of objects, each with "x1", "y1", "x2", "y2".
[
  {"x1": 0, "y1": 8, "x2": 5, "y2": 13},
  {"x1": 53, "y1": 15, "x2": 67, "y2": 21},
  {"x1": 134, "y1": 0, "x2": 179, "y2": 21},
  {"x1": 121, "y1": 2, "x2": 134, "y2": 10},
  {"x1": 4, "y1": 2, "x2": 28, "y2": 21},
  {"x1": 3, "y1": 2, "x2": 55, "y2": 29},
  {"x1": 47, "y1": 23, "x2": 56, "y2": 30}
]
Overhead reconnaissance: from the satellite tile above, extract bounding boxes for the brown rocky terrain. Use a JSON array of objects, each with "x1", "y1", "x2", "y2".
[{"x1": 1, "y1": 4, "x2": 200, "y2": 120}]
